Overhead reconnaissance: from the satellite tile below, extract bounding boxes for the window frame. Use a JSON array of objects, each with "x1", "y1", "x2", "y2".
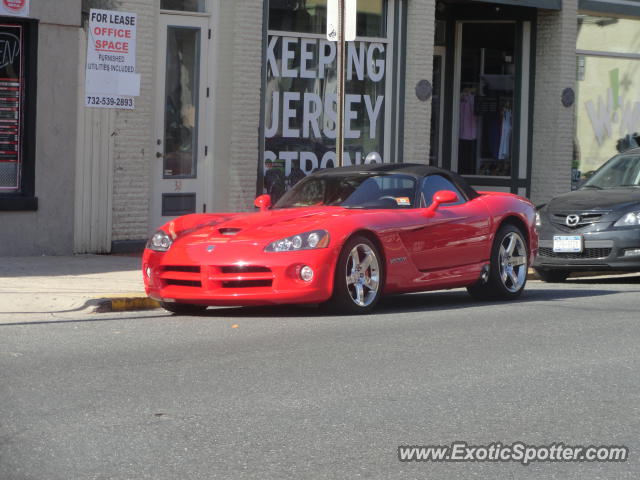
[{"x1": 0, "y1": 17, "x2": 38, "y2": 211}]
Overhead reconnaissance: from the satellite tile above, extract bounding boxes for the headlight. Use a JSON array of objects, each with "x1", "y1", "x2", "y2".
[
  {"x1": 614, "y1": 211, "x2": 640, "y2": 227},
  {"x1": 147, "y1": 230, "x2": 173, "y2": 252},
  {"x1": 265, "y1": 230, "x2": 330, "y2": 252},
  {"x1": 535, "y1": 212, "x2": 542, "y2": 228}
]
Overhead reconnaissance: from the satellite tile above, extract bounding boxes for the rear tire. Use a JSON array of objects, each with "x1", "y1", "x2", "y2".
[
  {"x1": 534, "y1": 268, "x2": 570, "y2": 283},
  {"x1": 467, "y1": 224, "x2": 528, "y2": 300},
  {"x1": 327, "y1": 235, "x2": 384, "y2": 314},
  {"x1": 161, "y1": 302, "x2": 208, "y2": 315}
]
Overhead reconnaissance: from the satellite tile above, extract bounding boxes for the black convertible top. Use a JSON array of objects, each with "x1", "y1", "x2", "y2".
[{"x1": 311, "y1": 163, "x2": 480, "y2": 201}]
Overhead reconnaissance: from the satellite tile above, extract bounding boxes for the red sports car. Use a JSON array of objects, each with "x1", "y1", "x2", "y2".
[{"x1": 143, "y1": 164, "x2": 538, "y2": 314}]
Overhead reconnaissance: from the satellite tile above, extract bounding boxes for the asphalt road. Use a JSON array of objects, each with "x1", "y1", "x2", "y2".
[{"x1": 2, "y1": 276, "x2": 640, "y2": 480}]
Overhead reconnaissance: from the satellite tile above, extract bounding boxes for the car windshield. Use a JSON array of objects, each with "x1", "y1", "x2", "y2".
[
  {"x1": 582, "y1": 154, "x2": 640, "y2": 189},
  {"x1": 274, "y1": 173, "x2": 418, "y2": 209}
]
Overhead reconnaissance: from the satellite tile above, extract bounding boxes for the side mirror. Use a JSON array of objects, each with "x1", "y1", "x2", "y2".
[
  {"x1": 423, "y1": 190, "x2": 458, "y2": 217},
  {"x1": 254, "y1": 194, "x2": 272, "y2": 212}
]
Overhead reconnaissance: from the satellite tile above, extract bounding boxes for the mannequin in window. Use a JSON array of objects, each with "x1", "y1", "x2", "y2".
[
  {"x1": 459, "y1": 87, "x2": 478, "y2": 175},
  {"x1": 498, "y1": 101, "x2": 512, "y2": 161}
]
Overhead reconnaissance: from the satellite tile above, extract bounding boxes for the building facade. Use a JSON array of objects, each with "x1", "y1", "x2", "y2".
[
  {"x1": 0, "y1": 1, "x2": 81, "y2": 255},
  {"x1": 0, "y1": 0, "x2": 638, "y2": 256}
]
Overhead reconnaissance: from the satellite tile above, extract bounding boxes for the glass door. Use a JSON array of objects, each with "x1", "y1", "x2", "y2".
[{"x1": 152, "y1": 13, "x2": 210, "y2": 230}]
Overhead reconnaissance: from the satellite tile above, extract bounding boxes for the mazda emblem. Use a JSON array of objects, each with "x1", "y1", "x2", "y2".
[
  {"x1": 207, "y1": 245, "x2": 215, "y2": 252},
  {"x1": 565, "y1": 214, "x2": 580, "y2": 227}
]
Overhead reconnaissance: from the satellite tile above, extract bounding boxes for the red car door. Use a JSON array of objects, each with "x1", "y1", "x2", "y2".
[{"x1": 400, "y1": 175, "x2": 491, "y2": 272}]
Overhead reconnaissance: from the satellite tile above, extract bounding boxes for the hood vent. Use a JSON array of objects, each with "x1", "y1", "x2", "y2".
[{"x1": 219, "y1": 228, "x2": 241, "y2": 235}]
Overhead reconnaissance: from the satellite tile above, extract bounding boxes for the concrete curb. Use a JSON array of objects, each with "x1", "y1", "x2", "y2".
[{"x1": 94, "y1": 297, "x2": 160, "y2": 313}]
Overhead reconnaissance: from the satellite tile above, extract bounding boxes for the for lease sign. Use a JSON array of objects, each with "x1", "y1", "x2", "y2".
[
  {"x1": 0, "y1": 0, "x2": 29, "y2": 17},
  {"x1": 85, "y1": 9, "x2": 140, "y2": 109}
]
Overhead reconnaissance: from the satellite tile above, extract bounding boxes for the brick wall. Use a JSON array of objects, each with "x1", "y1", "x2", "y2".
[
  {"x1": 105, "y1": 0, "x2": 264, "y2": 240},
  {"x1": 110, "y1": 0, "x2": 156, "y2": 241},
  {"x1": 403, "y1": 0, "x2": 435, "y2": 164},
  {"x1": 530, "y1": 1, "x2": 578, "y2": 205},
  {"x1": 224, "y1": 0, "x2": 263, "y2": 212}
]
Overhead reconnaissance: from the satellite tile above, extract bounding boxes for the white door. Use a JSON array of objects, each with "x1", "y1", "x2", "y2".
[{"x1": 152, "y1": 14, "x2": 211, "y2": 230}]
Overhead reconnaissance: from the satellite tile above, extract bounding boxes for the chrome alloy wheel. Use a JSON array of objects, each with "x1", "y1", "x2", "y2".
[
  {"x1": 498, "y1": 231, "x2": 527, "y2": 293},
  {"x1": 345, "y1": 243, "x2": 380, "y2": 307}
]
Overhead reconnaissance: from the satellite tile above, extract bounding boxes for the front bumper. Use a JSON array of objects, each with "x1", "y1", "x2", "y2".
[
  {"x1": 143, "y1": 242, "x2": 339, "y2": 306},
  {"x1": 533, "y1": 226, "x2": 640, "y2": 271}
]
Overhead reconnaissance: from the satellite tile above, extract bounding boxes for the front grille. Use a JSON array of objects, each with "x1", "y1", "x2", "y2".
[
  {"x1": 538, "y1": 247, "x2": 612, "y2": 259},
  {"x1": 164, "y1": 279, "x2": 202, "y2": 287},
  {"x1": 222, "y1": 280, "x2": 272, "y2": 288},
  {"x1": 551, "y1": 212, "x2": 607, "y2": 230},
  {"x1": 208, "y1": 265, "x2": 275, "y2": 289},
  {"x1": 163, "y1": 265, "x2": 200, "y2": 273},
  {"x1": 160, "y1": 265, "x2": 202, "y2": 288},
  {"x1": 159, "y1": 265, "x2": 274, "y2": 291},
  {"x1": 220, "y1": 266, "x2": 271, "y2": 274}
]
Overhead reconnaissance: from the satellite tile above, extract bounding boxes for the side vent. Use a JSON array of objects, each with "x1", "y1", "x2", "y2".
[{"x1": 219, "y1": 228, "x2": 241, "y2": 235}]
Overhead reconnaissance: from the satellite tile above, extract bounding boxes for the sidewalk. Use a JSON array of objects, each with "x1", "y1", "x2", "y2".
[{"x1": 0, "y1": 255, "x2": 159, "y2": 322}]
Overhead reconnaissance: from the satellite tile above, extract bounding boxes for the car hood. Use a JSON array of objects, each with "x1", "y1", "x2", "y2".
[
  {"x1": 546, "y1": 188, "x2": 640, "y2": 213},
  {"x1": 172, "y1": 206, "x2": 353, "y2": 245}
]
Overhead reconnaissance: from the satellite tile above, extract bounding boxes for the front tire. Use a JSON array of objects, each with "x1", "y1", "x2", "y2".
[
  {"x1": 534, "y1": 268, "x2": 570, "y2": 283},
  {"x1": 328, "y1": 235, "x2": 384, "y2": 314},
  {"x1": 160, "y1": 302, "x2": 208, "y2": 315},
  {"x1": 467, "y1": 224, "x2": 529, "y2": 300}
]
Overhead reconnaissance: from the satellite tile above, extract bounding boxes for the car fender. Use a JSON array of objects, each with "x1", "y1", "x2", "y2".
[{"x1": 477, "y1": 192, "x2": 538, "y2": 261}]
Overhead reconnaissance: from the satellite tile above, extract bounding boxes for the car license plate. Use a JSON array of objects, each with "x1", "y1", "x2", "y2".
[{"x1": 553, "y1": 235, "x2": 583, "y2": 253}]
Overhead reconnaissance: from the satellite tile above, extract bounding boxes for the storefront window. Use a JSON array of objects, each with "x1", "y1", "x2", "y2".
[
  {"x1": 0, "y1": 24, "x2": 24, "y2": 192},
  {"x1": 160, "y1": 0, "x2": 206, "y2": 13},
  {"x1": 575, "y1": 15, "x2": 640, "y2": 188},
  {"x1": 0, "y1": 20, "x2": 37, "y2": 210},
  {"x1": 455, "y1": 22, "x2": 516, "y2": 177},
  {"x1": 263, "y1": 0, "x2": 391, "y2": 203}
]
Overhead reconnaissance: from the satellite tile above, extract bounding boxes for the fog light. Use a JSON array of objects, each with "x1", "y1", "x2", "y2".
[
  {"x1": 623, "y1": 248, "x2": 640, "y2": 257},
  {"x1": 300, "y1": 265, "x2": 314, "y2": 282}
]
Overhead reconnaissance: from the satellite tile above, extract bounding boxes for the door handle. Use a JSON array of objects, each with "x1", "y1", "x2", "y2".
[{"x1": 156, "y1": 152, "x2": 163, "y2": 158}]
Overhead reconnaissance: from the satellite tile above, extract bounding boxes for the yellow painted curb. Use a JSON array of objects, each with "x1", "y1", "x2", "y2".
[{"x1": 96, "y1": 297, "x2": 160, "y2": 312}]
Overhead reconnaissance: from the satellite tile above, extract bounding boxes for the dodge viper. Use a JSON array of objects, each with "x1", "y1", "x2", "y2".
[
  {"x1": 534, "y1": 148, "x2": 640, "y2": 281},
  {"x1": 143, "y1": 163, "x2": 538, "y2": 314}
]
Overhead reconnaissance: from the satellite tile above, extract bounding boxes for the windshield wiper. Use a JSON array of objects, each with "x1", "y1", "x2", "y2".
[
  {"x1": 581, "y1": 185, "x2": 602, "y2": 190},
  {"x1": 617, "y1": 184, "x2": 640, "y2": 188}
]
